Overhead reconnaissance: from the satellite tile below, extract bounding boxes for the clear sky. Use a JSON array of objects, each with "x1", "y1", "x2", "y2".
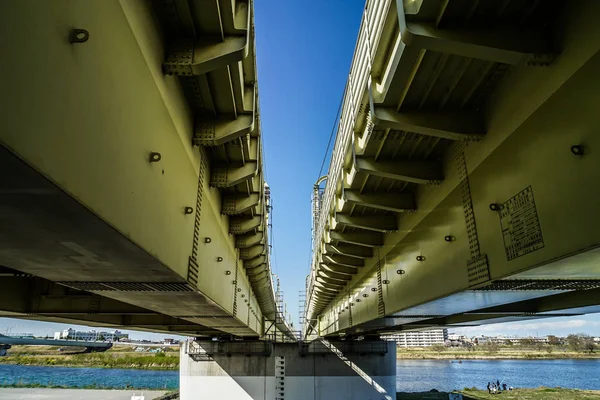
[
  {"x1": 255, "y1": 0, "x2": 366, "y2": 326},
  {"x1": 1, "y1": 0, "x2": 599, "y2": 340}
]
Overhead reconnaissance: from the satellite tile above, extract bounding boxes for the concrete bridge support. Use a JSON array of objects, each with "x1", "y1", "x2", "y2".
[
  {"x1": 0, "y1": 345, "x2": 11, "y2": 357},
  {"x1": 180, "y1": 340, "x2": 396, "y2": 400}
]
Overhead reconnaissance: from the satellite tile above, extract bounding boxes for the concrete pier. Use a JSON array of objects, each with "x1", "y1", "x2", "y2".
[{"x1": 180, "y1": 340, "x2": 396, "y2": 400}]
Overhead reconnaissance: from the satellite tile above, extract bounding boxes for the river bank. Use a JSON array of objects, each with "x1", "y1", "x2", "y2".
[
  {"x1": 396, "y1": 347, "x2": 600, "y2": 360},
  {"x1": 0, "y1": 388, "x2": 170, "y2": 400},
  {"x1": 397, "y1": 388, "x2": 600, "y2": 399},
  {"x1": 0, "y1": 345, "x2": 179, "y2": 370}
]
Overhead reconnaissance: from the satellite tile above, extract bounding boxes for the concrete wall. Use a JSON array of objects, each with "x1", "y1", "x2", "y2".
[{"x1": 180, "y1": 341, "x2": 396, "y2": 400}]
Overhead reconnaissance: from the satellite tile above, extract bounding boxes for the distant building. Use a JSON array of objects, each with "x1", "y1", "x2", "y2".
[
  {"x1": 383, "y1": 329, "x2": 448, "y2": 347},
  {"x1": 163, "y1": 338, "x2": 179, "y2": 345},
  {"x1": 472, "y1": 335, "x2": 549, "y2": 345},
  {"x1": 55, "y1": 328, "x2": 129, "y2": 342},
  {"x1": 446, "y1": 333, "x2": 470, "y2": 346}
]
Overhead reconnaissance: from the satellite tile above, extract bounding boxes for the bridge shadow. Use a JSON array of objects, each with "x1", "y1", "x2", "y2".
[{"x1": 181, "y1": 340, "x2": 397, "y2": 400}]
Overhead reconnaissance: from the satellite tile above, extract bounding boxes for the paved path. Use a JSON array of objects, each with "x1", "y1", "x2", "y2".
[{"x1": 0, "y1": 388, "x2": 168, "y2": 400}]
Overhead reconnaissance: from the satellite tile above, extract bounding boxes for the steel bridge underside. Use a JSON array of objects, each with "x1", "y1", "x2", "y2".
[
  {"x1": 307, "y1": 0, "x2": 600, "y2": 337},
  {"x1": 0, "y1": 0, "x2": 294, "y2": 339}
]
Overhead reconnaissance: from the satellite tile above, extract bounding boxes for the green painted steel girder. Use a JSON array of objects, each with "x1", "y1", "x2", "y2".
[
  {"x1": 244, "y1": 255, "x2": 267, "y2": 269},
  {"x1": 370, "y1": 106, "x2": 485, "y2": 141},
  {"x1": 322, "y1": 253, "x2": 364, "y2": 267},
  {"x1": 329, "y1": 231, "x2": 384, "y2": 247},
  {"x1": 343, "y1": 189, "x2": 416, "y2": 212},
  {"x1": 321, "y1": 263, "x2": 359, "y2": 275},
  {"x1": 247, "y1": 270, "x2": 269, "y2": 281},
  {"x1": 400, "y1": 20, "x2": 554, "y2": 65},
  {"x1": 163, "y1": 24, "x2": 249, "y2": 76},
  {"x1": 211, "y1": 162, "x2": 258, "y2": 188},
  {"x1": 312, "y1": 290, "x2": 337, "y2": 299},
  {"x1": 334, "y1": 213, "x2": 397, "y2": 233},
  {"x1": 221, "y1": 193, "x2": 260, "y2": 215},
  {"x1": 193, "y1": 113, "x2": 255, "y2": 146},
  {"x1": 245, "y1": 264, "x2": 267, "y2": 276},
  {"x1": 235, "y1": 230, "x2": 264, "y2": 248},
  {"x1": 318, "y1": 270, "x2": 352, "y2": 282},
  {"x1": 314, "y1": 282, "x2": 340, "y2": 294},
  {"x1": 249, "y1": 275, "x2": 269, "y2": 285},
  {"x1": 315, "y1": 276, "x2": 346, "y2": 289},
  {"x1": 239, "y1": 244, "x2": 266, "y2": 260},
  {"x1": 324, "y1": 243, "x2": 373, "y2": 259},
  {"x1": 355, "y1": 157, "x2": 444, "y2": 184},
  {"x1": 230, "y1": 215, "x2": 263, "y2": 235}
]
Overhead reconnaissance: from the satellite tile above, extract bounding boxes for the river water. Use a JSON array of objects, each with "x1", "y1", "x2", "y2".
[
  {"x1": 397, "y1": 359, "x2": 600, "y2": 392},
  {"x1": 1, "y1": 359, "x2": 599, "y2": 392},
  {"x1": 0, "y1": 365, "x2": 178, "y2": 390}
]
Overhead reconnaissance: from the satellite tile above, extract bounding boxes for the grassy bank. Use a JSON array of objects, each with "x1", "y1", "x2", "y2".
[
  {"x1": 397, "y1": 388, "x2": 600, "y2": 399},
  {"x1": 396, "y1": 346, "x2": 600, "y2": 360},
  {"x1": 0, "y1": 345, "x2": 179, "y2": 370}
]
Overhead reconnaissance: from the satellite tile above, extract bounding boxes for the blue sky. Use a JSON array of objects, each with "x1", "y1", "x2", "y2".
[
  {"x1": 1, "y1": 0, "x2": 599, "y2": 340},
  {"x1": 255, "y1": 0, "x2": 366, "y2": 326}
]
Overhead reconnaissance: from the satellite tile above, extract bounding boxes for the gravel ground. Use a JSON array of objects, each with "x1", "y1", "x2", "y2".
[{"x1": 0, "y1": 388, "x2": 168, "y2": 400}]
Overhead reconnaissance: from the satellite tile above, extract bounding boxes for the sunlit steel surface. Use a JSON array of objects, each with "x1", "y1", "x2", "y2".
[
  {"x1": 0, "y1": 0, "x2": 294, "y2": 340},
  {"x1": 305, "y1": 0, "x2": 600, "y2": 337}
]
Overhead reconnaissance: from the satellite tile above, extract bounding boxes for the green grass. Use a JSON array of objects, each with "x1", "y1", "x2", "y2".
[
  {"x1": 0, "y1": 382, "x2": 164, "y2": 390},
  {"x1": 396, "y1": 346, "x2": 600, "y2": 360},
  {"x1": 0, "y1": 346, "x2": 179, "y2": 370},
  {"x1": 397, "y1": 388, "x2": 600, "y2": 399}
]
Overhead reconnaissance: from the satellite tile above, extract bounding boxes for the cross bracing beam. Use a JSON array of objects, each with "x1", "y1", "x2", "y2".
[
  {"x1": 244, "y1": 255, "x2": 267, "y2": 269},
  {"x1": 230, "y1": 215, "x2": 262, "y2": 235},
  {"x1": 312, "y1": 299, "x2": 334, "y2": 307},
  {"x1": 343, "y1": 189, "x2": 416, "y2": 212},
  {"x1": 193, "y1": 113, "x2": 255, "y2": 146},
  {"x1": 322, "y1": 253, "x2": 364, "y2": 268},
  {"x1": 235, "y1": 230, "x2": 264, "y2": 248},
  {"x1": 313, "y1": 288, "x2": 338, "y2": 297},
  {"x1": 245, "y1": 264, "x2": 267, "y2": 277},
  {"x1": 239, "y1": 244, "x2": 266, "y2": 260},
  {"x1": 312, "y1": 299, "x2": 335, "y2": 306},
  {"x1": 329, "y1": 231, "x2": 384, "y2": 247},
  {"x1": 314, "y1": 282, "x2": 340, "y2": 294},
  {"x1": 221, "y1": 193, "x2": 260, "y2": 215},
  {"x1": 316, "y1": 280, "x2": 346, "y2": 292},
  {"x1": 211, "y1": 161, "x2": 258, "y2": 188},
  {"x1": 318, "y1": 270, "x2": 353, "y2": 282},
  {"x1": 249, "y1": 275, "x2": 269, "y2": 285},
  {"x1": 355, "y1": 157, "x2": 443, "y2": 184},
  {"x1": 316, "y1": 277, "x2": 348, "y2": 289},
  {"x1": 321, "y1": 263, "x2": 359, "y2": 275},
  {"x1": 162, "y1": 25, "x2": 249, "y2": 76},
  {"x1": 334, "y1": 213, "x2": 398, "y2": 233},
  {"x1": 325, "y1": 243, "x2": 373, "y2": 259},
  {"x1": 247, "y1": 270, "x2": 269, "y2": 280},
  {"x1": 370, "y1": 106, "x2": 485, "y2": 141},
  {"x1": 246, "y1": 172, "x2": 263, "y2": 194},
  {"x1": 400, "y1": 21, "x2": 555, "y2": 66}
]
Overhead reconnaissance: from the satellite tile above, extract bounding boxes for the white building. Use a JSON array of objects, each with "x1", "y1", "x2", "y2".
[
  {"x1": 383, "y1": 329, "x2": 448, "y2": 347},
  {"x1": 55, "y1": 328, "x2": 128, "y2": 342}
]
